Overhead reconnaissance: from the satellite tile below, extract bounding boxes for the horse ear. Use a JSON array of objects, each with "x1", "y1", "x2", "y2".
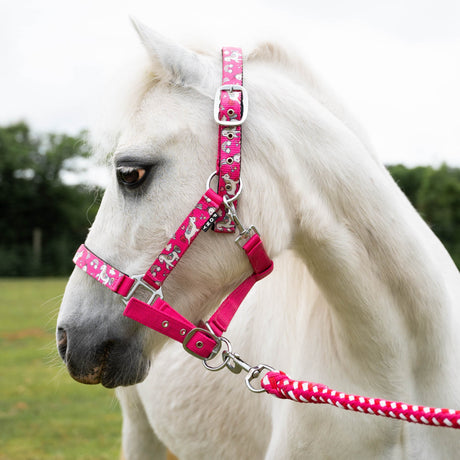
[{"x1": 130, "y1": 18, "x2": 216, "y2": 98}]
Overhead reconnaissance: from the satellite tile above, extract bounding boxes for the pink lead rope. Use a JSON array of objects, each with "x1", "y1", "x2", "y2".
[{"x1": 261, "y1": 372, "x2": 460, "y2": 429}]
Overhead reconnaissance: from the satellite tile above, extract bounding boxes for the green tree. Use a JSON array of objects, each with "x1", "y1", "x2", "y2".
[
  {"x1": 417, "y1": 164, "x2": 460, "y2": 268},
  {"x1": 388, "y1": 164, "x2": 460, "y2": 269},
  {"x1": 386, "y1": 164, "x2": 427, "y2": 207},
  {"x1": 0, "y1": 122, "x2": 101, "y2": 276}
]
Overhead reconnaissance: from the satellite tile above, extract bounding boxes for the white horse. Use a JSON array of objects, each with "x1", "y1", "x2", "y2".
[{"x1": 57, "y1": 21, "x2": 460, "y2": 459}]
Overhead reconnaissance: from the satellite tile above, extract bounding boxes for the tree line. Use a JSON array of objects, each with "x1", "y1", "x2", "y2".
[
  {"x1": 388, "y1": 163, "x2": 460, "y2": 268},
  {"x1": 0, "y1": 122, "x2": 101, "y2": 276},
  {"x1": 0, "y1": 122, "x2": 459, "y2": 276}
]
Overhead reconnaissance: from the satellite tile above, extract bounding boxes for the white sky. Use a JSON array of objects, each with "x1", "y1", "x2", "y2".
[{"x1": 1, "y1": 0, "x2": 460, "y2": 168}]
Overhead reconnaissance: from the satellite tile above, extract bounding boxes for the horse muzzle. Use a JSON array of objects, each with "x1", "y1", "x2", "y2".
[{"x1": 56, "y1": 324, "x2": 150, "y2": 388}]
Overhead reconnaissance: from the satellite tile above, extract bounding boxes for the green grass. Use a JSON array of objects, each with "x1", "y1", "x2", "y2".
[{"x1": 0, "y1": 279, "x2": 122, "y2": 460}]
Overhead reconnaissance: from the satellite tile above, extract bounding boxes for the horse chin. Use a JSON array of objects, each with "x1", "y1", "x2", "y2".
[
  {"x1": 101, "y1": 355, "x2": 151, "y2": 388},
  {"x1": 68, "y1": 357, "x2": 151, "y2": 389}
]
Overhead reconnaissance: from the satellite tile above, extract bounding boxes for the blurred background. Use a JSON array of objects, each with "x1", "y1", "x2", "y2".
[
  {"x1": 2, "y1": 0, "x2": 460, "y2": 276},
  {"x1": 1, "y1": 1, "x2": 459, "y2": 458}
]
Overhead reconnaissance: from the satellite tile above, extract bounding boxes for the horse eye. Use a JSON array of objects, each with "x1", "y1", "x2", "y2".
[{"x1": 116, "y1": 166, "x2": 147, "y2": 187}]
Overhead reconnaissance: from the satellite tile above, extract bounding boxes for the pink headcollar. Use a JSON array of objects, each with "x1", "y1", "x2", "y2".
[{"x1": 73, "y1": 47, "x2": 273, "y2": 361}]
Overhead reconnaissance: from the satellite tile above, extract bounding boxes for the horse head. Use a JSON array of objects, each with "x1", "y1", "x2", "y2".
[{"x1": 57, "y1": 22, "x2": 289, "y2": 388}]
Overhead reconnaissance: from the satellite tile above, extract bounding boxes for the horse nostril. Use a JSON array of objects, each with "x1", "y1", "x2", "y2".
[{"x1": 57, "y1": 327, "x2": 68, "y2": 361}]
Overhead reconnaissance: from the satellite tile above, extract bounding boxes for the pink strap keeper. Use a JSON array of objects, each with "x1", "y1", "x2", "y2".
[{"x1": 243, "y1": 234, "x2": 274, "y2": 280}]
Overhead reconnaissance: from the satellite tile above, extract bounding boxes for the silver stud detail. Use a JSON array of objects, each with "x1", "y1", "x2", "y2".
[
  {"x1": 180, "y1": 329, "x2": 186, "y2": 336},
  {"x1": 227, "y1": 108, "x2": 235, "y2": 117},
  {"x1": 196, "y1": 341, "x2": 204, "y2": 349},
  {"x1": 162, "y1": 321, "x2": 169, "y2": 328}
]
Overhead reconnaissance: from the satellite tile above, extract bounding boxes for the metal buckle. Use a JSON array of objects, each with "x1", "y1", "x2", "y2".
[
  {"x1": 182, "y1": 326, "x2": 223, "y2": 361},
  {"x1": 122, "y1": 275, "x2": 163, "y2": 305},
  {"x1": 214, "y1": 84, "x2": 248, "y2": 126}
]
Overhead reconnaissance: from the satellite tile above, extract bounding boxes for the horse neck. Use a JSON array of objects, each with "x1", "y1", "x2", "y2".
[{"x1": 246, "y1": 75, "x2": 459, "y2": 370}]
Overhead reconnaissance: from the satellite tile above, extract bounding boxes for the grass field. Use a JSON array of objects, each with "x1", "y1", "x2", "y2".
[{"x1": 0, "y1": 279, "x2": 122, "y2": 460}]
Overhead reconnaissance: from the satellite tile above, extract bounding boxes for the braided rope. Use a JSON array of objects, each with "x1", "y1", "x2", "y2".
[{"x1": 261, "y1": 371, "x2": 460, "y2": 429}]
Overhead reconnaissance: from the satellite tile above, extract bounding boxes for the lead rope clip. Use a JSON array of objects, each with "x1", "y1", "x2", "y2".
[
  {"x1": 200, "y1": 323, "x2": 274, "y2": 393},
  {"x1": 222, "y1": 196, "x2": 260, "y2": 248}
]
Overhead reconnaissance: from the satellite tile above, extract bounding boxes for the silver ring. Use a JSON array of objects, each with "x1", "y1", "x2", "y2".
[
  {"x1": 206, "y1": 171, "x2": 243, "y2": 203},
  {"x1": 202, "y1": 336, "x2": 233, "y2": 372},
  {"x1": 224, "y1": 178, "x2": 243, "y2": 203},
  {"x1": 206, "y1": 171, "x2": 218, "y2": 190}
]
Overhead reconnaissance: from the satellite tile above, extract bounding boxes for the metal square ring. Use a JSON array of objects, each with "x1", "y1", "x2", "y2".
[{"x1": 122, "y1": 275, "x2": 163, "y2": 306}]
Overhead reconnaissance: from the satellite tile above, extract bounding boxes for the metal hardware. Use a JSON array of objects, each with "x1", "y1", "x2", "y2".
[
  {"x1": 235, "y1": 225, "x2": 260, "y2": 248},
  {"x1": 182, "y1": 327, "x2": 222, "y2": 360},
  {"x1": 206, "y1": 171, "x2": 218, "y2": 191},
  {"x1": 207, "y1": 171, "x2": 244, "y2": 203},
  {"x1": 221, "y1": 350, "x2": 275, "y2": 393},
  {"x1": 214, "y1": 84, "x2": 249, "y2": 126},
  {"x1": 203, "y1": 335, "x2": 233, "y2": 371},
  {"x1": 222, "y1": 351, "x2": 252, "y2": 374},
  {"x1": 122, "y1": 274, "x2": 163, "y2": 305},
  {"x1": 183, "y1": 324, "x2": 275, "y2": 393},
  {"x1": 222, "y1": 196, "x2": 259, "y2": 247},
  {"x1": 223, "y1": 199, "x2": 245, "y2": 234},
  {"x1": 245, "y1": 364, "x2": 275, "y2": 393},
  {"x1": 162, "y1": 321, "x2": 169, "y2": 328},
  {"x1": 223, "y1": 180, "x2": 243, "y2": 203}
]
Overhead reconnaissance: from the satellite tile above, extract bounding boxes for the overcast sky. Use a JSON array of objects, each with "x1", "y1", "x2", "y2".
[{"x1": 1, "y1": 0, "x2": 459, "y2": 168}]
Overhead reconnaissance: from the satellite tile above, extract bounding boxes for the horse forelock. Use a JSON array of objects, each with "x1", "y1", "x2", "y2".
[{"x1": 89, "y1": 41, "x2": 217, "y2": 163}]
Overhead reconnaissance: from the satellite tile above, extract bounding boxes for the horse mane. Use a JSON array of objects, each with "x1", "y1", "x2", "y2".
[
  {"x1": 248, "y1": 42, "x2": 376, "y2": 156},
  {"x1": 91, "y1": 38, "x2": 375, "y2": 163}
]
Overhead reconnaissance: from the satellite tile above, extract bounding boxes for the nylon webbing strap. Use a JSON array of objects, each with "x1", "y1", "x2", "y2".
[
  {"x1": 143, "y1": 189, "x2": 223, "y2": 290},
  {"x1": 214, "y1": 47, "x2": 244, "y2": 233},
  {"x1": 207, "y1": 234, "x2": 273, "y2": 335},
  {"x1": 123, "y1": 297, "x2": 217, "y2": 358},
  {"x1": 73, "y1": 244, "x2": 135, "y2": 296},
  {"x1": 123, "y1": 233, "x2": 273, "y2": 359}
]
